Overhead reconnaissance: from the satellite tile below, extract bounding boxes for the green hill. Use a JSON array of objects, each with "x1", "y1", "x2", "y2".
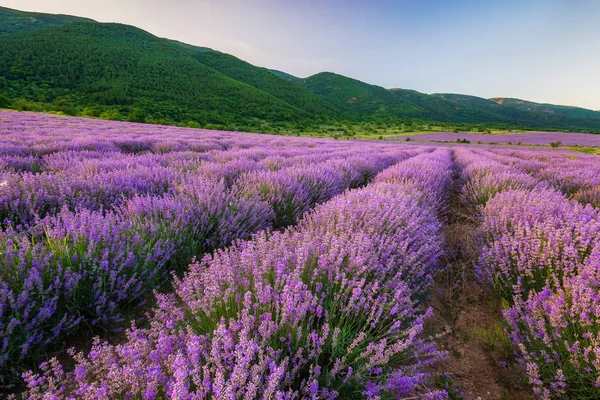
[
  {"x1": 178, "y1": 47, "x2": 337, "y2": 116},
  {"x1": 295, "y1": 72, "x2": 426, "y2": 120},
  {"x1": 1, "y1": 5, "x2": 600, "y2": 133},
  {"x1": 0, "y1": 22, "x2": 307, "y2": 126},
  {"x1": 389, "y1": 88, "x2": 509, "y2": 124},
  {"x1": 491, "y1": 97, "x2": 600, "y2": 120},
  {"x1": 0, "y1": 6, "x2": 94, "y2": 35},
  {"x1": 437, "y1": 93, "x2": 521, "y2": 123},
  {"x1": 437, "y1": 94, "x2": 600, "y2": 131}
]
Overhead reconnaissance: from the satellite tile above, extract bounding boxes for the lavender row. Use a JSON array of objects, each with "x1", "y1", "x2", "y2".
[
  {"x1": 406, "y1": 131, "x2": 600, "y2": 147},
  {"x1": 1, "y1": 111, "x2": 428, "y2": 227},
  {"x1": 0, "y1": 147, "x2": 418, "y2": 227},
  {"x1": 1, "y1": 147, "x2": 422, "y2": 384},
  {"x1": 467, "y1": 148, "x2": 600, "y2": 207},
  {"x1": 0, "y1": 111, "x2": 401, "y2": 160},
  {"x1": 457, "y1": 148, "x2": 600, "y2": 398},
  {"x1": 479, "y1": 190, "x2": 600, "y2": 398},
  {"x1": 452, "y1": 148, "x2": 545, "y2": 206},
  {"x1": 17, "y1": 150, "x2": 453, "y2": 399}
]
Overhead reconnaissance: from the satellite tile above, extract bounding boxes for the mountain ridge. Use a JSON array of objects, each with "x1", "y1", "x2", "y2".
[
  {"x1": 489, "y1": 97, "x2": 600, "y2": 120},
  {"x1": 1, "y1": 5, "x2": 599, "y2": 133},
  {"x1": 0, "y1": 6, "x2": 95, "y2": 34}
]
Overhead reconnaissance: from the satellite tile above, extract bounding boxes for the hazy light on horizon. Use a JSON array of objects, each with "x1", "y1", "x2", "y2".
[{"x1": 2, "y1": 0, "x2": 599, "y2": 110}]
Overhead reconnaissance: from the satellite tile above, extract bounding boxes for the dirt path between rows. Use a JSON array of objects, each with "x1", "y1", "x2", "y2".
[{"x1": 427, "y1": 166, "x2": 532, "y2": 399}]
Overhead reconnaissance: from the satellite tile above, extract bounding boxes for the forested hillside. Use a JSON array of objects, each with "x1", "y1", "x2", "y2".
[
  {"x1": 2, "y1": 5, "x2": 600, "y2": 133},
  {"x1": 0, "y1": 23, "x2": 307, "y2": 127},
  {"x1": 0, "y1": 6, "x2": 94, "y2": 34},
  {"x1": 180, "y1": 46, "x2": 337, "y2": 116},
  {"x1": 491, "y1": 97, "x2": 600, "y2": 120}
]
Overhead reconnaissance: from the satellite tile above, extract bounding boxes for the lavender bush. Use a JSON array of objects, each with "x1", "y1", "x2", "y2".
[
  {"x1": 476, "y1": 189, "x2": 600, "y2": 398},
  {"x1": 19, "y1": 150, "x2": 451, "y2": 399},
  {"x1": 458, "y1": 146, "x2": 600, "y2": 398},
  {"x1": 0, "y1": 111, "x2": 421, "y2": 383},
  {"x1": 5, "y1": 111, "x2": 600, "y2": 397},
  {"x1": 467, "y1": 148, "x2": 600, "y2": 207}
]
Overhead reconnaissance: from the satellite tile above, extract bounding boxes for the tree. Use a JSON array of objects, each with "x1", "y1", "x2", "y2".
[
  {"x1": 186, "y1": 120, "x2": 201, "y2": 128},
  {"x1": 550, "y1": 141, "x2": 562, "y2": 148},
  {"x1": 128, "y1": 108, "x2": 146, "y2": 123},
  {"x1": 0, "y1": 94, "x2": 10, "y2": 108}
]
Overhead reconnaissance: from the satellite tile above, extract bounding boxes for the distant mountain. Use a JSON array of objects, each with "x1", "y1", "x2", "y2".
[
  {"x1": 0, "y1": 6, "x2": 94, "y2": 35},
  {"x1": 490, "y1": 97, "x2": 600, "y2": 120},
  {"x1": 437, "y1": 94, "x2": 600, "y2": 131},
  {"x1": 292, "y1": 74, "x2": 600, "y2": 130},
  {"x1": 389, "y1": 89, "x2": 507, "y2": 124},
  {"x1": 178, "y1": 47, "x2": 337, "y2": 116},
  {"x1": 287, "y1": 73, "x2": 502, "y2": 124},
  {"x1": 1, "y1": 5, "x2": 600, "y2": 133},
  {"x1": 293, "y1": 72, "x2": 425, "y2": 119},
  {"x1": 437, "y1": 93, "x2": 522, "y2": 123}
]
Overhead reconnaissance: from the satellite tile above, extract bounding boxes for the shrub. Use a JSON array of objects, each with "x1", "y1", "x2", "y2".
[{"x1": 550, "y1": 141, "x2": 562, "y2": 148}]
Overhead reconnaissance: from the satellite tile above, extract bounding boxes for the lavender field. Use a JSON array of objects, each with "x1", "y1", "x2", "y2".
[
  {"x1": 1, "y1": 111, "x2": 600, "y2": 398},
  {"x1": 406, "y1": 131, "x2": 600, "y2": 146}
]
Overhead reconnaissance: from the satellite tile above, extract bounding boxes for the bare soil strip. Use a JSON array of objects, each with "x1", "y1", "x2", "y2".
[{"x1": 427, "y1": 167, "x2": 532, "y2": 399}]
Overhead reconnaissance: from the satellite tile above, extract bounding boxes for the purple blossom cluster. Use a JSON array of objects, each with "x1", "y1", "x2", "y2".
[
  {"x1": 456, "y1": 147, "x2": 600, "y2": 398},
  {"x1": 480, "y1": 190, "x2": 600, "y2": 398},
  {"x1": 0, "y1": 111, "x2": 422, "y2": 383},
  {"x1": 19, "y1": 149, "x2": 453, "y2": 399},
  {"x1": 453, "y1": 148, "x2": 546, "y2": 205},
  {"x1": 4, "y1": 111, "x2": 600, "y2": 398},
  {"x1": 460, "y1": 148, "x2": 600, "y2": 207}
]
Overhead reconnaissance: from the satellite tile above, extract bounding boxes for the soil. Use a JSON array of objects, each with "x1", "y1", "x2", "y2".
[{"x1": 426, "y1": 173, "x2": 533, "y2": 399}]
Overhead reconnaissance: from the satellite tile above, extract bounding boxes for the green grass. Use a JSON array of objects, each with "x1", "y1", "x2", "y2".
[
  {"x1": 568, "y1": 146, "x2": 600, "y2": 155},
  {"x1": 472, "y1": 321, "x2": 514, "y2": 358}
]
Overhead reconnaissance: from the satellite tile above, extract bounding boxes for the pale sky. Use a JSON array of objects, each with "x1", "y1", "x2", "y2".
[{"x1": 2, "y1": 0, "x2": 600, "y2": 110}]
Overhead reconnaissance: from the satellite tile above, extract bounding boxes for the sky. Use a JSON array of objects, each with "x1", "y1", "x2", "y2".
[{"x1": 2, "y1": 0, "x2": 600, "y2": 110}]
